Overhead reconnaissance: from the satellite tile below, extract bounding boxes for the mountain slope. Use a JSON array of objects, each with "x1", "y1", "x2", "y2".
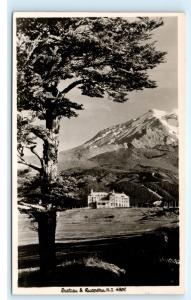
[
  {"x1": 59, "y1": 109, "x2": 178, "y2": 171},
  {"x1": 84, "y1": 109, "x2": 178, "y2": 149},
  {"x1": 89, "y1": 146, "x2": 178, "y2": 174}
]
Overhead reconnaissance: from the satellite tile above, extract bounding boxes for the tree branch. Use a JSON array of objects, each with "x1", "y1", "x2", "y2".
[
  {"x1": 21, "y1": 33, "x2": 43, "y2": 70},
  {"x1": 29, "y1": 125, "x2": 49, "y2": 142},
  {"x1": 17, "y1": 154, "x2": 42, "y2": 172},
  {"x1": 59, "y1": 79, "x2": 83, "y2": 95},
  {"x1": 26, "y1": 146, "x2": 44, "y2": 168},
  {"x1": 18, "y1": 161, "x2": 42, "y2": 172}
]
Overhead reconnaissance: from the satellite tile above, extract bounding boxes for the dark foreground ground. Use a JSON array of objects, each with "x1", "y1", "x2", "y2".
[{"x1": 18, "y1": 208, "x2": 179, "y2": 287}]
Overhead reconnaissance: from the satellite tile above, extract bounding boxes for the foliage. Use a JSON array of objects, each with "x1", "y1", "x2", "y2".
[{"x1": 17, "y1": 17, "x2": 166, "y2": 114}]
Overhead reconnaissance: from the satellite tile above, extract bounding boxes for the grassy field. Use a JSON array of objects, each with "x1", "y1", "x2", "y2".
[
  {"x1": 19, "y1": 207, "x2": 178, "y2": 245},
  {"x1": 18, "y1": 207, "x2": 179, "y2": 287}
]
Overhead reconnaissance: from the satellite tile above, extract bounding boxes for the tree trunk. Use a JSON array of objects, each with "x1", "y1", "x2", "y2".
[
  {"x1": 42, "y1": 114, "x2": 60, "y2": 191},
  {"x1": 36, "y1": 210, "x2": 57, "y2": 275},
  {"x1": 37, "y1": 112, "x2": 60, "y2": 275}
]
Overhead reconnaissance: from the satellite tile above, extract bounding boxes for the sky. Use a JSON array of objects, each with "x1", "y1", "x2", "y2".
[{"x1": 58, "y1": 17, "x2": 178, "y2": 151}]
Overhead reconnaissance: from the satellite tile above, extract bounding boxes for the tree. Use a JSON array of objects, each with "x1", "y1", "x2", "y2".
[{"x1": 16, "y1": 16, "x2": 166, "y2": 275}]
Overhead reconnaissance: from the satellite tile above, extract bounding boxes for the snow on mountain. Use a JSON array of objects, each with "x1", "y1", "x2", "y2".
[
  {"x1": 84, "y1": 108, "x2": 178, "y2": 150},
  {"x1": 59, "y1": 109, "x2": 178, "y2": 166}
]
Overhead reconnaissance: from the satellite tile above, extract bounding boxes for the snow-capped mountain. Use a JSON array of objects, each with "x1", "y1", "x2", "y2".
[
  {"x1": 59, "y1": 109, "x2": 178, "y2": 166},
  {"x1": 85, "y1": 109, "x2": 178, "y2": 149}
]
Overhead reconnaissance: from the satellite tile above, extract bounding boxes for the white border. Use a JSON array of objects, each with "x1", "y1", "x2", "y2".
[
  {"x1": 12, "y1": 12, "x2": 186, "y2": 295},
  {"x1": 0, "y1": 0, "x2": 8, "y2": 300}
]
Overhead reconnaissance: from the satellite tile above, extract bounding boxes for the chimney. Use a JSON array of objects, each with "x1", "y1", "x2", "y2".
[{"x1": 91, "y1": 189, "x2": 93, "y2": 194}]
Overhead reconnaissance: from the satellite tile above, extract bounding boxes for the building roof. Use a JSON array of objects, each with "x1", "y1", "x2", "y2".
[
  {"x1": 89, "y1": 190, "x2": 128, "y2": 197},
  {"x1": 109, "y1": 192, "x2": 127, "y2": 197},
  {"x1": 90, "y1": 192, "x2": 108, "y2": 195}
]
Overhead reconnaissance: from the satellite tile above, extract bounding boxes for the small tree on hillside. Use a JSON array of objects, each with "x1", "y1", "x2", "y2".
[{"x1": 16, "y1": 16, "x2": 166, "y2": 274}]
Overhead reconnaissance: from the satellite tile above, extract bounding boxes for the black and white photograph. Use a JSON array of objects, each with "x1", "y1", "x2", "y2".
[{"x1": 12, "y1": 12, "x2": 185, "y2": 295}]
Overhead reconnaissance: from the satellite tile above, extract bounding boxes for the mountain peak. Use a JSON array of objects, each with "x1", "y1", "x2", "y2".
[
  {"x1": 142, "y1": 108, "x2": 178, "y2": 121},
  {"x1": 148, "y1": 108, "x2": 166, "y2": 117},
  {"x1": 59, "y1": 108, "x2": 178, "y2": 170},
  {"x1": 83, "y1": 108, "x2": 178, "y2": 151}
]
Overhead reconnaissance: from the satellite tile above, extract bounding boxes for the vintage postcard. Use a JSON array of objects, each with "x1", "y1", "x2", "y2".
[{"x1": 12, "y1": 12, "x2": 185, "y2": 295}]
